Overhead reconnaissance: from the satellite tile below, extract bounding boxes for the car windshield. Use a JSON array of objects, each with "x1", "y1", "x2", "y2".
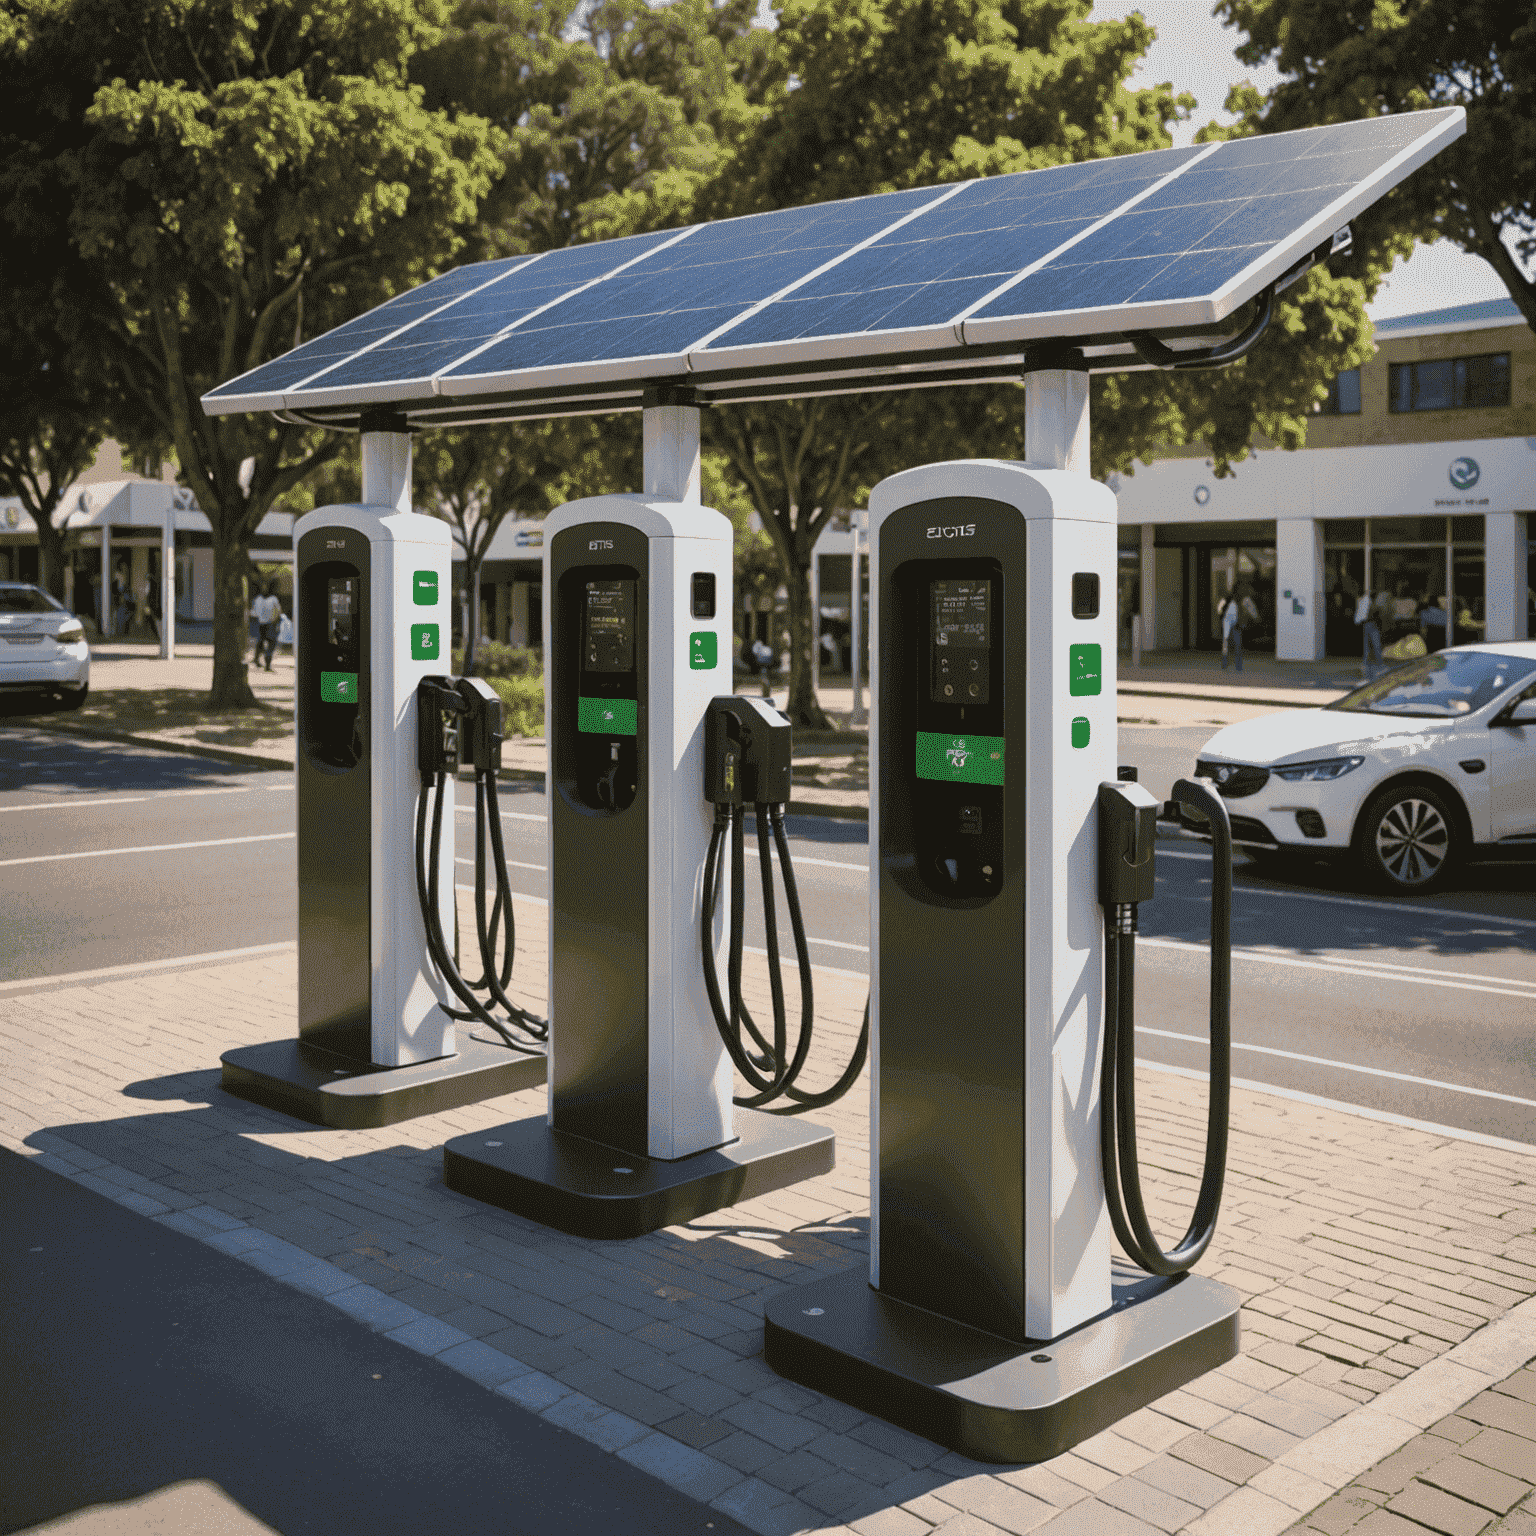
[
  {"x1": 1327, "y1": 651, "x2": 1536, "y2": 719},
  {"x1": 0, "y1": 584, "x2": 65, "y2": 614}
]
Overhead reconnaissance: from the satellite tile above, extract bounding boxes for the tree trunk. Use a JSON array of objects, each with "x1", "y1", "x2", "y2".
[
  {"x1": 783, "y1": 555, "x2": 831, "y2": 730},
  {"x1": 209, "y1": 527, "x2": 256, "y2": 708},
  {"x1": 32, "y1": 509, "x2": 66, "y2": 603}
]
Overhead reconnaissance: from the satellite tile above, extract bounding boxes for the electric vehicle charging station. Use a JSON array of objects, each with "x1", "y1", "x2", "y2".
[
  {"x1": 197, "y1": 100, "x2": 1463, "y2": 1452},
  {"x1": 442, "y1": 393, "x2": 836, "y2": 1237},
  {"x1": 220, "y1": 415, "x2": 545, "y2": 1128},
  {"x1": 761, "y1": 368, "x2": 1240, "y2": 1461}
]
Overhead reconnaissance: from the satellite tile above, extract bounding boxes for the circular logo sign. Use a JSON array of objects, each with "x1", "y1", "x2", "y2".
[
  {"x1": 1449, "y1": 456, "x2": 1480, "y2": 490},
  {"x1": 1193, "y1": 485, "x2": 1211, "y2": 506}
]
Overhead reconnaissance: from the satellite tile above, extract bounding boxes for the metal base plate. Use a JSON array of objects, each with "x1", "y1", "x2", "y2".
[
  {"x1": 764, "y1": 1265, "x2": 1240, "y2": 1464},
  {"x1": 442, "y1": 1110, "x2": 835, "y2": 1240},
  {"x1": 220, "y1": 1037, "x2": 546, "y2": 1130}
]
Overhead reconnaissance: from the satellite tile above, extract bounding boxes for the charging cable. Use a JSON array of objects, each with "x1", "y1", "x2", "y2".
[
  {"x1": 1097, "y1": 773, "x2": 1232, "y2": 1276},
  {"x1": 415, "y1": 677, "x2": 546, "y2": 1056},
  {"x1": 699, "y1": 697, "x2": 869, "y2": 1114}
]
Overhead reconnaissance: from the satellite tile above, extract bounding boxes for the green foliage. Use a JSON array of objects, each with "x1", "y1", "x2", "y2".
[
  {"x1": 451, "y1": 640, "x2": 541, "y2": 678},
  {"x1": 1, "y1": 0, "x2": 503, "y2": 704},
  {"x1": 1212, "y1": 0, "x2": 1534, "y2": 332},
  {"x1": 483, "y1": 672, "x2": 544, "y2": 737}
]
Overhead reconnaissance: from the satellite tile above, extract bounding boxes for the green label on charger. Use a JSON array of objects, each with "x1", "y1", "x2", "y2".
[
  {"x1": 1069, "y1": 643, "x2": 1102, "y2": 696},
  {"x1": 1071, "y1": 716, "x2": 1091, "y2": 749},
  {"x1": 413, "y1": 569, "x2": 438, "y2": 605},
  {"x1": 410, "y1": 623, "x2": 440, "y2": 660},
  {"x1": 689, "y1": 632, "x2": 717, "y2": 670},
  {"x1": 915, "y1": 731, "x2": 1004, "y2": 785},
  {"x1": 579, "y1": 696, "x2": 638, "y2": 735},
  {"x1": 321, "y1": 671, "x2": 358, "y2": 703}
]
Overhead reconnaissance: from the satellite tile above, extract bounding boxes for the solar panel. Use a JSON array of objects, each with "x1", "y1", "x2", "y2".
[{"x1": 201, "y1": 107, "x2": 1464, "y2": 425}]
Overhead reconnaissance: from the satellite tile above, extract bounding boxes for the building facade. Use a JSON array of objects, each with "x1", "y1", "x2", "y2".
[{"x1": 1109, "y1": 298, "x2": 1534, "y2": 659}]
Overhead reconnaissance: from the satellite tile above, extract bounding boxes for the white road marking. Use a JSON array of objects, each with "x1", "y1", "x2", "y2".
[
  {"x1": 0, "y1": 941, "x2": 296, "y2": 994},
  {"x1": 1142, "y1": 1024, "x2": 1536, "y2": 1108},
  {"x1": 0, "y1": 786, "x2": 268, "y2": 813},
  {"x1": 1157, "y1": 845, "x2": 1536, "y2": 930},
  {"x1": 1141, "y1": 935, "x2": 1536, "y2": 1000},
  {"x1": 456, "y1": 857, "x2": 546, "y2": 873},
  {"x1": 454, "y1": 806, "x2": 545, "y2": 823},
  {"x1": 0, "y1": 832, "x2": 293, "y2": 868}
]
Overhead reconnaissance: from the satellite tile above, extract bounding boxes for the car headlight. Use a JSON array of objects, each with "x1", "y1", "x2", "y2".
[
  {"x1": 1273, "y1": 756, "x2": 1364, "y2": 782},
  {"x1": 56, "y1": 620, "x2": 85, "y2": 642}
]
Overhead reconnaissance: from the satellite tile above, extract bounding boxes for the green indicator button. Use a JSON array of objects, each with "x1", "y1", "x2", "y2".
[
  {"x1": 1071, "y1": 716, "x2": 1090, "y2": 749},
  {"x1": 1069, "y1": 642, "x2": 1102, "y2": 697},
  {"x1": 410, "y1": 623, "x2": 440, "y2": 661},
  {"x1": 579, "y1": 696, "x2": 638, "y2": 736},
  {"x1": 689, "y1": 631, "x2": 717, "y2": 670},
  {"x1": 320, "y1": 671, "x2": 358, "y2": 703},
  {"x1": 915, "y1": 731, "x2": 1004, "y2": 785},
  {"x1": 413, "y1": 569, "x2": 438, "y2": 605}
]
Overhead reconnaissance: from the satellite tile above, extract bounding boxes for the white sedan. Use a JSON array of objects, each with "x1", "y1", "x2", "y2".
[
  {"x1": 1190, "y1": 641, "x2": 1536, "y2": 894},
  {"x1": 0, "y1": 582, "x2": 91, "y2": 709}
]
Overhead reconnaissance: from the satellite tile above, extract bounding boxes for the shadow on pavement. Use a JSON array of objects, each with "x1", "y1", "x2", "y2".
[
  {"x1": 0, "y1": 1144, "x2": 747, "y2": 1536},
  {"x1": 0, "y1": 729, "x2": 280, "y2": 794}
]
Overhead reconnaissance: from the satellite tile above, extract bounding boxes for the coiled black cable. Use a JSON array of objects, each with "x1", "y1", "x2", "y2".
[
  {"x1": 1100, "y1": 778, "x2": 1233, "y2": 1276},
  {"x1": 414, "y1": 765, "x2": 544, "y2": 1056},
  {"x1": 700, "y1": 801, "x2": 869, "y2": 1113}
]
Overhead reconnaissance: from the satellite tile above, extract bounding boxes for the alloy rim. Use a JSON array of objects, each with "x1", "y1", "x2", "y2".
[{"x1": 1375, "y1": 797, "x2": 1449, "y2": 886}]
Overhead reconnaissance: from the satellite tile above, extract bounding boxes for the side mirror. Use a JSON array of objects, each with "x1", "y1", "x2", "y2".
[{"x1": 1506, "y1": 698, "x2": 1536, "y2": 727}]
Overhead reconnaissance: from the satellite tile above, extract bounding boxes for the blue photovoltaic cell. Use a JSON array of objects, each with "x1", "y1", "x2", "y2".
[
  {"x1": 204, "y1": 259, "x2": 523, "y2": 399},
  {"x1": 308, "y1": 229, "x2": 685, "y2": 393},
  {"x1": 711, "y1": 147, "x2": 1202, "y2": 350},
  {"x1": 441, "y1": 185, "x2": 946, "y2": 378},
  {"x1": 975, "y1": 114, "x2": 1451, "y2": 320}
]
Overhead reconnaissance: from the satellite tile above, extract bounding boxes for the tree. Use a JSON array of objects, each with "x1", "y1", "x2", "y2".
[
  {"x1": 1212, "y1": 0, "x2": 1535, "y2": 332},
  {"x1": 2, "y1": 0, "x2": 503, "y2": 706},
  {"x1": 415, "y1": 418, "x2": 636, "y2": 673},
  {"x1": 701, "y1": 0, "x2": 1196, "y2": 726}
]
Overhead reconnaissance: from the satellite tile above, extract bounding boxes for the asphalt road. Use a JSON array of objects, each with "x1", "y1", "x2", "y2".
[{"x1": 4, "y1": 728, "x2": 1535, "y2": 1147}]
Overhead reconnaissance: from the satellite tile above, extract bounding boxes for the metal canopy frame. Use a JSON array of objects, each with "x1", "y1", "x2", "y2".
[{"x1": 201, "y1": 109, "x2": 1466, "y2": 432}]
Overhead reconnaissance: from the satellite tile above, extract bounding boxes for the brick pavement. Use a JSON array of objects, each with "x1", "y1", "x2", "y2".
[{"x1": 5, "y1": 893, "x2": 1536, "y2": 1535}]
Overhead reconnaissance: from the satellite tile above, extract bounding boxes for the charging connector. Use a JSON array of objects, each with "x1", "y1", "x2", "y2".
[
  {"x1": 1097, "y1": 779, "x2": 1159, "y2": 911},
  {"x1": 704, "y1": 696, "x2": 792, "y2": 807},
  {"x1": 456, "y1": 677, "x2": 504, "y2": 776},
  {"x1": 416, "y1": 676, "x2": 463, "y2": 782}
]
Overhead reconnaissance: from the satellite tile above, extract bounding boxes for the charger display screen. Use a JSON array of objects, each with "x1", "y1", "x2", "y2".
[
  {"x1": 327, "y1": 577, "x2": 357, "y2": 651},
  {"x1": 584, "y1": 580, "x2": 635, "y2": 673},
  {"x1": 931, "y1": 578, "x2": 991, "y2": 703}
]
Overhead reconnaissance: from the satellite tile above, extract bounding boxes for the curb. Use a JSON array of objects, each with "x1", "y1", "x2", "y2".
[
  {"x1": 18, "y1": 718, "x2": 294, "y2": 772},
  {"x1": 1118, "y1": 684, "x2": 1344, "y2": 710}
]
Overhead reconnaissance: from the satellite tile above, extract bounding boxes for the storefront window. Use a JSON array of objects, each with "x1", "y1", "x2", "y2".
[
  {"x1": 1206, "y1": 546, "x2": 1275, "y2": 652},
  {"x1": 1324, "y1": 548, "x2": 1365, "y2": 656}
]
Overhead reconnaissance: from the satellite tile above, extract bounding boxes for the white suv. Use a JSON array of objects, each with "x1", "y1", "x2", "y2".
[
  {"x1": 0, "y1": 583, "x2": 91, "y2": 709},
  {"x1": 1191, "y1": 642, "x2": 1536, "y2": 894}
]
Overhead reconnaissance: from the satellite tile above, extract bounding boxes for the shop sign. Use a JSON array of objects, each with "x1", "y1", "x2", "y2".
[{"x1": 1435, "y1": 455, "x2": 1489, "y2": 510}]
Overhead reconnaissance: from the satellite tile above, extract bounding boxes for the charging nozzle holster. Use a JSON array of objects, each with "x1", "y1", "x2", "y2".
[
  {"x1": 416, "y1": 676, "x2": 505, "y2": 782},
  {"x1": 705, "y1": 696, "x2": 792, "y2": 808},
  {"x1": 1097, "y1": 779, "x2": 1160, "y2": 912}
]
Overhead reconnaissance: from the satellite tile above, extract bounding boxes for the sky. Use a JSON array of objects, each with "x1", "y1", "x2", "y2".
[{"x1": 1088, "y1": 1, "x2": 1511, "y2": 320}]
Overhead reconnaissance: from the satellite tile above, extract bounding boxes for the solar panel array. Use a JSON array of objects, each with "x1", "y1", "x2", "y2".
[{"x1": 202, "y1": 108, "x2": 1463, "y2": 427}]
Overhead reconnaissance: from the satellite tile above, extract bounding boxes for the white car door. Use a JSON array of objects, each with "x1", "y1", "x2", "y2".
[{"x1": 1489, "y1": 684, "x2": 1536, "y2": 841}]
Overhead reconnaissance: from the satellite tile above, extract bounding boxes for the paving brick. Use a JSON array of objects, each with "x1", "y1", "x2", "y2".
[
  {"x1": 709, "y1": 1431, "x2": 782, "y2": 1475},
  {"x1": 1098, "y1": 1473, "x2": 1201, "y2": 1532},
  {"x1": 1030, "y1": 1496, "x2": 1161, "y2": 1535},
  {"x1": 1168, "y1": 1432, "x2": 1269, "y2": 1486},
  {"x1": 617, "y1": 1432, "x2": 739, "y2": 1504},
  {"x1": 669, "y1": 1375, "x2": 744, "y2": 1417},
  {"x1": 436, "y1": 1339, "x2": 528, "y2": 1389},
  {"x1": 553, "y1": 1361, "x2": 683, "y2": 1426},
  {"x1": 1418, "y1": 1454, "x2": 1531, "y2": 1514},
  {"x1": 1461, "y1": 1427, "x2": 1536, "y2": 1483},
  {"x1": 542, "y1": 1393, "x2": 650, "y2": 1454},
  {"x1": 757, "y1": 1449, "x2": 838, "y2": 1493},
  {"x1": 800, "y1": 1470, "x2": 883, "y2": 1519},
  {"x1": 1459, "y1": 1391, "x2": 1536, "y2": 1440},
  {"x1": 1383, "y1": 1481, "x2": 1493, "y2": 1536},
  {"x1": 494, "y1": 1371, "x2": 570, "y2": 1412},
  {"x1": 1354, "y1": 1434, "x2": 1460, "y2": 1495},
  {"x1": 1207, "y1": 1412, "x2": 1301, "y2": 1461},
  {"x1": 657, "y1": 1410, "x2": 733, "y2": 1450},
  {"x1": 1132, "y1": 1454, "x2": 1237, "y2": 1512},
  {"x1": 712, "y1": 1478, "x2": 819, "y2": 1536},
  {"x1": 1300, "y1": 1489, "x2": 1391, "y2": 1536},
  {"x1": 722, "y1": 1396, "x2": 821, "y2": 1452},
  {"x1": 325, "y1": 1284, "x2": 424, "y2": 1334}
]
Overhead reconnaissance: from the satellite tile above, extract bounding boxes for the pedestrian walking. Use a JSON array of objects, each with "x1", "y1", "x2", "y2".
[
  {"x1": 250, "y1": 586, "x2": 282, "y2": 671},
  {"x1": 1356, "y1": 589, "x2": 1384, "y2": 677},
  {"x1": 1219, "y1": 591, "x2": 1253, "y2": 672},
  {"x1": 750, "y1": 635, "x2": 774, "y2": 697}
]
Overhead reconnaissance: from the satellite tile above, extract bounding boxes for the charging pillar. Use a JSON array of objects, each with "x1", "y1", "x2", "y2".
[
  {"x1": 221, "y1": 414, "x2": 544, "y2": 1127},
  {"x1": 764, "y1": 370, "x2": 1238, "y2": 1461},
  {"x1": 443, "y1": 393, "x2": 833, "y2": 1237}
]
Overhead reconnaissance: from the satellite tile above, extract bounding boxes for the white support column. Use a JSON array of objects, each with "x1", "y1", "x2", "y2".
[
  {"x1": 849, "y1": 511, "x2": 865, "y2": 726},
  {"x1": 1024, "y1": 369, "x2": 1090, "y2": 473},
  {"x1": 160, "y1": 502, "x2": 176, "y2": 659},
  {"x1": 360, "y1": 429, "x2": 413, "y2": 514},
  {"x1": 1138, "y1": 523, "x2": 1156, "y2": 660},
  {"x1": 642, "y1": 402, "x2": 701, "y2": 504},
  {"x1": 1485, "y1": 512, "x2": 1527, "y2": 642},
  {"x1": 1274, "y1": 517, "x2": 1325, "y2": 661}
]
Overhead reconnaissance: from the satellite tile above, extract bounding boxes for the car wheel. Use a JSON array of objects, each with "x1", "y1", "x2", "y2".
[
  {"x1": 1357, "y1": 784, "x2": 1459, "y2": 895},
  {"x1": 53, "y1": 684, "x2": 89, "y2": 711}
]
